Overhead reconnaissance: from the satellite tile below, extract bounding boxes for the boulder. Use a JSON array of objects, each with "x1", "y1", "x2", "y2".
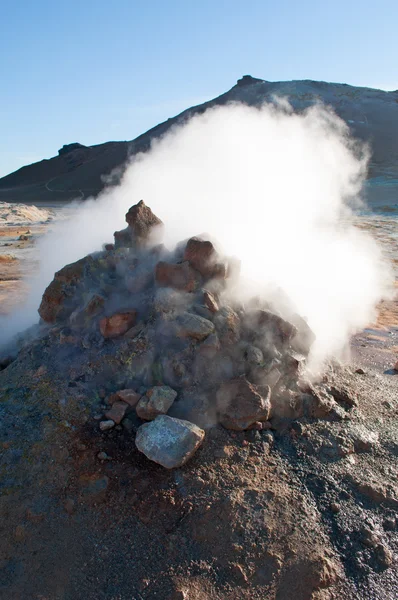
[
  {"x1": 135, "y1": 415, "x2": 205, "y2": 468},
  {"x1": 155, "y1": 261, "x2": 201, "y2": 292},
  {"x1": 99, "y1": 311, "x2": 137, "y2": 339},
  {"x1": 175, "y1": 312, "x2": 215, "y2": 341},
  {"x1": 136, "y1": 386, "x2": 178, "y2": 420},
  {"x1": 216, "y1": 378, "x2": 271, "y2": 430}
]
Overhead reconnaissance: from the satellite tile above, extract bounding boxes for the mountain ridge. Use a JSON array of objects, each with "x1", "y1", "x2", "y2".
[{"x1": 1, "y1": 76, "x2": 398, "y2": 207}]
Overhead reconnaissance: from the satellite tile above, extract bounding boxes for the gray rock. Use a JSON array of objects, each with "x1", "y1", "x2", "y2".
[
  {"x1": 175, "y1": 312, "x2": 215, "y2": 341},
  {"x1": 245, "y1": 345, "x2": 264, "y2": 365},
  {"x1": 99, "y1": 419, "x2": 115, "y2": 431},
  {"x1": 136, "y1": 385, "x2": 177, "y2": 420},
  {"x1": 135, "y1": 415, "x2": 205, "y2": 468}
]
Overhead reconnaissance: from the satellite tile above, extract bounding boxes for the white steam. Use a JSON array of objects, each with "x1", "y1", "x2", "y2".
[{"x1": 0, "y1": 102, "x2": 393, "y2": 367}]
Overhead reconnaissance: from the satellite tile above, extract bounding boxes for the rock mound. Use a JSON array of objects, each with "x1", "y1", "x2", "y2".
[{"x1": 34, "y1": 201, "x2": 356, "y2": 468}]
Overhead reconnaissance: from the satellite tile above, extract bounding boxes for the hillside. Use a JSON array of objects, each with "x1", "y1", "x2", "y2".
[{"x1": 1, "y1": 76, "x2": 398, "y2": 207}]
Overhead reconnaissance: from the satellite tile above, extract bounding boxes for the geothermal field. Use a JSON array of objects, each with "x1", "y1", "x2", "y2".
[{"x1": 0, "y1": 84, "x2": 398, "y2": 600}]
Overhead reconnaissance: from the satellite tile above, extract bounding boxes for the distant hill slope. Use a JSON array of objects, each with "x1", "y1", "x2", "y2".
[{"x1": 1, "y1": 76, "x2": 398, "y2": 207}]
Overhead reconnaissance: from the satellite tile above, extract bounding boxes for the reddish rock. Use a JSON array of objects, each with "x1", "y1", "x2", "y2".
[
  {"x1": 115, "y1": 389, "x2": 141, "y2": 407},
  {"x1": 183, "y1": 237, "x2": 226, "y2": 280},
  {"x1": 155, "y1": 261, "x2": 200, "y2": 292},
  {"x1": 216, "y1": 378, "x2": 271, "y2": 431},
  {"x1": 393, "y1": 360, "x2": 398, "y2": 372},
  {"x1": 203, "y1": 289, "x2": 219, "y2": 313},
  {"x1": 105, "y1": 400, "x2": 128, "y2": 424},
  {"x1": 39, "y1": 279, "x2": 68, "y2": 323},
  {"x1": 125, "y1": 200, "x2": 163, "y2": 241},
  {"x1": 38, "y1": 256, "x2": 91, "y2": 323},
  {"x1": 100, "y1": 311, "x2": 137, "y2": 338}
]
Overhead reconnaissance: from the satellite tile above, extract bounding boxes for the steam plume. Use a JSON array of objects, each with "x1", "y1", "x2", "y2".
[{"x1": 0, "y1": 102, "x2": 393, "y2": 368}]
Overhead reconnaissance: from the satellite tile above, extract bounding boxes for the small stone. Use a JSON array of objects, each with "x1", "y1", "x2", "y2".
[
  {"x1": 355, "y1": 367, "x2": 366, "y2": 375},
  {"x1": 97, "y1": 451, "x2": 112, "y2": 461},
  {"x1": 360, "y1": 527, "x2": 380, "y2": 548},
  {"x1": 105, "y1": 401, "x2": 128, "y2": 424},
  {"x1": 99, "y1": 419, "x2": 115, "y2": 431},
  {"x1": 136, "y1": 386, "x2": 177, "y2": 420},
  {"x1": 375, "y1": 544, "x2": 393, "y2": 568},
  {"x1": 245, "y1": 345, "x2": 263, "y2": 366},
  {"x1": 100, "y1": 311, "x2": 137, "y2": 338},
  {"x1": 175, "y1": 312, "x2": 215, "y2": 341},
  {"x1": 330, "y1": 502, "x2": 340, "y2": 514},
  {"x1": 135, "y1": 414, "x2": 205, "y2": 469},
  {"x1": 115, "y1": 389, "x2": 141, "y2": 407}
]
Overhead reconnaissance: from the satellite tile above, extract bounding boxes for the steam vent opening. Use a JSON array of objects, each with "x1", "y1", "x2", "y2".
[{"x1": 36, "y1": 200, "x2": 356, "y2": 469}]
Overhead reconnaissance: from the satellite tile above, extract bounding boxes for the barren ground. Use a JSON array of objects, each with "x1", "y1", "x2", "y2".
[{"x1": 0, "y1": 214, "x2": 397, "y2": 600}]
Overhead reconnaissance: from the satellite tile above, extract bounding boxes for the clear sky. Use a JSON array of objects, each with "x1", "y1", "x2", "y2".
[{"x1": 1, "y1": 0, "x2": 397, "y2": 177}]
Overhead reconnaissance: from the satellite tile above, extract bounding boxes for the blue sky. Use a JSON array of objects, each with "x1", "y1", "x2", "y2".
[{"x1": 1, "y1": 0, "x2": 397, "y2": 177}]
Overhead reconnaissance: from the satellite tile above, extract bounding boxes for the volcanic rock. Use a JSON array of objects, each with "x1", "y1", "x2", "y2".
[
  {"x1": 99, "y1": 311, "x2": 137, "y2": 338},
  {"x1": 39, "y1": 256, "x2": 91, "y2": 323},
  {"x1": 175, "y1": 312, "x2": 215, "y2": 341},
  {"x1": 214, "y1": 306, "x2": 240, "y2": 345},
  {"x1": 249, "y1": 310, "x2": 298, "y2": 345},
  {"x1": 136, "y1": 386, "x2": 178, "y2": 420},
  {"x1": 114, "y1": 389, "x2": 141, "y2": 407},
  {"x1": 183, "y1": 237, "x2": 220, "y2": 278},
  {"x1": 155, "y1": 261, "x2": 200, "y2": 292},
  {"x1": 135, "y1": 415, "x2": 205, "y2": 468},
  {"x1": 202, "y1": 289, "x2": 219, "y2": 313},
  {"x1": 99, "y1": 420, "x2": 115, "y2": 431},
  {"x1": 105, "y1": 401, "x2": 128, "y2": 424},
  {"x1": 216, "y1": 378, "x2": 271, "y2": 430},
  {"x1": 125, "y1": 200, "x2": 163, "y2": 240}
]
